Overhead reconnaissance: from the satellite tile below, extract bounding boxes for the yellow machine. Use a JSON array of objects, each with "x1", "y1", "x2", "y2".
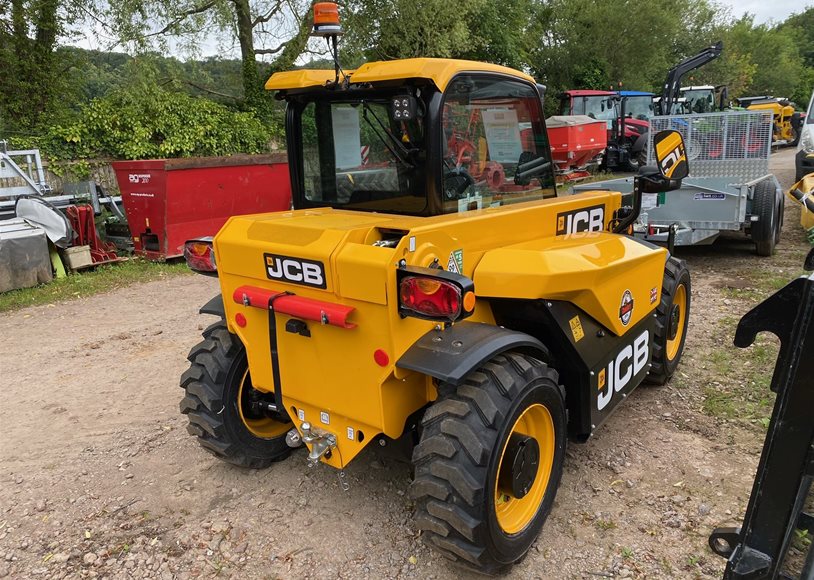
[
  {"x1": 179, "y1": 3, "x2": 692, "y2": 572},
  {"x1": 738, "y1": 96, "x2": 802, "y2": 146}
]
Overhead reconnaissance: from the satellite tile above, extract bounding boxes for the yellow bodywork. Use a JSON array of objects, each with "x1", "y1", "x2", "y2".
[
  {"x1": 746, "y1": 101, "x2": 797, "y2": 142},
  {"x1": 214, "y1": 191, "x2": 667, "y2": 468},
  {"x1": 264, "y1": 57, "x2": 535, "y2": 92}
]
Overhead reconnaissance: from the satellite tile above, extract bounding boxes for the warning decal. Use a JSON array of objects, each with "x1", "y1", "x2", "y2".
[
  {"x1": 447, "y1": 249, "x2": 463, "y2": 274},
  {"x1": 569, "y1": 315, "x2": 585, "y2": 342}
]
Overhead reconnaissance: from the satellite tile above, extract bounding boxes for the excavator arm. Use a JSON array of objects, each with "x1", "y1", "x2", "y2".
[{"x1": 659, "y1": 41, "x2": 723, "y2": 115}]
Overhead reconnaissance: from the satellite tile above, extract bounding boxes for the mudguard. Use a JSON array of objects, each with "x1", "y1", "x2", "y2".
[
  {"x1": 396, "y1": 321, "x2": 549, "y2": 386},
  {"x1": 199, "y1": 294, "x2": 225, "y2": 317},
  {"x1": 632, "y1": 132, "x2": 649, "y2": 155}
]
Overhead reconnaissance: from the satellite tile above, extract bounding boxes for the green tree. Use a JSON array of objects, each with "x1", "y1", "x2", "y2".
[
  {"x1": 106, "y1": 0, "x2": 312, "y2": 109},
  {"x1": 0, "y1": 0, "x2": 89, "y2": 131}
]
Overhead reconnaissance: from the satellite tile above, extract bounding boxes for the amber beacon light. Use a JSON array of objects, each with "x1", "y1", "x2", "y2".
[{"x1": 313, "y1": 2, "x2": 342, "y2": 36}]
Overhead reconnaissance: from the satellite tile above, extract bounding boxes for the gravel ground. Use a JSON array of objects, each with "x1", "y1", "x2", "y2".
[{"x1": 0, "y1": 147, "x2": 807, "y2": 579}]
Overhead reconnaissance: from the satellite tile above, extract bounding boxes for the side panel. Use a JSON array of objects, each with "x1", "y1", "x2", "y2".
[
  {"x1": 474, "y1": 232, "x2": 666, "y2": 336},
  {"x1": 491, "y1": 299, "x2": 656, "y2": 439}
]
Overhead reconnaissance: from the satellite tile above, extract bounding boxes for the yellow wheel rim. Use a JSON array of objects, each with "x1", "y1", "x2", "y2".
[
  {"x1": 494, "y1": 403, "x2": 555, "y2": 534},
  {"x1": 236, "y1": 369, "x2": 290, "y2": 439},
  {"x1": 666, "y1": 283, "x2": 687, "y2": 361}
]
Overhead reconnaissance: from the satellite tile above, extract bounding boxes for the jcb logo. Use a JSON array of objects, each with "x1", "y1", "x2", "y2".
[
  {"x1": 556, "y1": 205, "x2": 604, "y2": 235},
  {"x1": 264, "y1": 253, "x2": 326, "y2": 289},
  {"x1": 597, "y1": 330, "x2": 649, "y2": 411}
]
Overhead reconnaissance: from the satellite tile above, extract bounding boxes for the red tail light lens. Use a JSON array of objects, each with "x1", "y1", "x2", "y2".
[
  {"x1": 183, "y1": 238, "x2": 217, "y2": 276},
  {"x1": 397, "y1": 267, "x2": 476, "y2": 322},
  {"x1": 400, "y1": 276, "x2": 461, "y2": 319}
]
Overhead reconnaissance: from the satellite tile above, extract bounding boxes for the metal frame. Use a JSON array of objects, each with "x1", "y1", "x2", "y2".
[
  {"x1": 709, "y1": 273, "x2": 814, "y2": 579},
  {"x1": 571, "y1": 110, "x2": 781, "y2": 247},
  {"x1": 0, "y1": 142, "x2": 51, "y2": 198}
]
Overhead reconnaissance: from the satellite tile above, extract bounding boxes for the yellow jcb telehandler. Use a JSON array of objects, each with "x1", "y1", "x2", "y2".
[{"x1": 178, "y1": 3, "x2": 693, "y2": 572}]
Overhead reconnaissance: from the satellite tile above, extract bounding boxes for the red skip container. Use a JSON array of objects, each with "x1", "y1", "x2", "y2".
[{"x1": 112, "y1": 154, "x2": 291, "y2": 260}]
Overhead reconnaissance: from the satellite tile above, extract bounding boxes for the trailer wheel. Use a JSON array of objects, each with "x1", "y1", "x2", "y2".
[
  {"x1": 180, "y1": 320, "x2": 292, "y2": 468},
  {"x1": 751, "y1": 180, "x2": 779, "y2": 256},
  {"x1": 648, "y1": 257, "x2": 691, "y2": 385},
  {"x1": 411, "y1": 352, "x2": 566, "y2": 574}
]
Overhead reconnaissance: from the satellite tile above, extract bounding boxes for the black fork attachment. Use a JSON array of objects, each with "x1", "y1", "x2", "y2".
[{"x1": 709, "y1": 270, "x2": 814, "y2": 579}]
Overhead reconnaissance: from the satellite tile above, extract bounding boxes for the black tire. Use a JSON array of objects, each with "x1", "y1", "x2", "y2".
[
  {"x1": 751, "y1": 179, "x2": 779, "y2": 256},
  {"x1": 624, "y1": 147, "x2": 646, "y2": 172},
  {"x1": 775, "y1": 194, "x2": 784, "y2": 246},
  {"x1": 180, "y1": 320, "x2": 292, "y2": 468},
  {"x1": 411, "y1": 352, "x2": 566, "y2": 574},
  {"x1": 789, "y1": 125, "x2": 800, "y2": 147},
  {"x1": 647, "y1": 257, "x2": 691, "y2": 385}
]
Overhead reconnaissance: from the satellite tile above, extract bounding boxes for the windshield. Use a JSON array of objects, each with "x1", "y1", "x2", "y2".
[
  {"x1": 623, "y1": 96, "x2": 654, "y2": 120},
  {"x1": 441, "y1": 75, "x2": 555, "y2": 213},
  {"x1": 299, "y1": 98, "x2": 427, "y2": 213},
  {"x1": 681, "y1": 89, "x2": 715, "y2": 113},
  {"x1": 565, "y1": 95, "x2": 617, "y2": 129}
]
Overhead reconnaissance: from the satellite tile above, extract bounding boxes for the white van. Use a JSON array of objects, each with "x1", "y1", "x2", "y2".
[{"x1": 797, "y1": 88, "x2": 814, "y2": 181}]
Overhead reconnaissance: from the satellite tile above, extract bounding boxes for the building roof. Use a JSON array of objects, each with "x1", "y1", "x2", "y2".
[{"x1": 264, "y1": 58, "x2": 535, "y2": 92}]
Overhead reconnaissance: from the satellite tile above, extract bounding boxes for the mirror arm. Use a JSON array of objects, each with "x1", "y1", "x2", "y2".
[{"x1": 612, "y1": 175, "x2": 644, "y2": 234}]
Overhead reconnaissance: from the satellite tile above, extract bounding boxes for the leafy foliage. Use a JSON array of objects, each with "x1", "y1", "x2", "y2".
[{"x1": 32, "y1": 87, "x2": 274, "y2": 160}]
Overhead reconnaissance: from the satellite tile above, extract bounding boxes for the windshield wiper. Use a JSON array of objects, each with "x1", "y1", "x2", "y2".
[{"x1": 361, "y1": 102, "x2": 415, "y2": 169}]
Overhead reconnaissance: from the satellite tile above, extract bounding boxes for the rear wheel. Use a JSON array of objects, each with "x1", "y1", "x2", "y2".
[
  {"x1": 625, "y1": 148, "x2": 647, "y2": 172},
  {"x1": 180, "y1": 320, "x2": 292, "y2": 468},
  {"x1": 648, "y1": 257, "x2": 691, "y2": 385},
  {"x1": 751, "y1": 180, "x2": 779, "y2": 256},
  {"x1": 411, "y1": 352, "x2": 566, "y2": 574}
]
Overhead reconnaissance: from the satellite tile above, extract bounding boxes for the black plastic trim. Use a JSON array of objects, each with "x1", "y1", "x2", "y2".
[
  {"x1": 199, "y1": 294, "x2": 225, "y2": 317},
  {"x1": 396, "y1": 321, "x2": 548, "y2": 386}
]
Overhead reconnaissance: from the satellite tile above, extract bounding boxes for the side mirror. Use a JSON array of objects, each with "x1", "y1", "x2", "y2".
[
  {"x1": 612, "y1": 130, "x2": 688, "y2": 234},
  {"x1": 653, "y1": 130, "x2": 689, "y2": 181}
]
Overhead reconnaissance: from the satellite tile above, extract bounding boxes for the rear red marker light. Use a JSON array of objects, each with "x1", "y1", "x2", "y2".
[
  {"x1": 183, "y1": 238, "x2": 217, "y2": 276},
  {"x1": 235, "y1": 313, "x2": 247, "y2": 327},
  {"x1": 374, "y1": 349, "x2": 389, "y2": 367},
  {"x1": 396, "y1": 266, "x2": 476, "y2": 322}
]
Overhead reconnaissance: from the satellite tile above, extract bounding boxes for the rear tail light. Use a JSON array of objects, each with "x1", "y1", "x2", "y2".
[
  {"x1": 397, "y1": 266, "x2": 476, "y2": 322},
  {"x1": 184, "y1": 238, "x2": 217, "y2": 276}
]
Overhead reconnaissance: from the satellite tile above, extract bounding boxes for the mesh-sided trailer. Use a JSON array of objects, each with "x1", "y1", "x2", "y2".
[{"x1": 572, "y1": 110, "x2": 783, "y2": 255}]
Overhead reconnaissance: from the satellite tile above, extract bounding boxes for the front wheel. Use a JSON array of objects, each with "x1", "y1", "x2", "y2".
[
  {"x1": 180, "y1": 320, "x2": 292, "y2": 468},
  {"x1": 647, "y1": 257, "x2": 691, "y2": 385},
  {"x1": 411, "y1": 352, "x2": 566, "y2": 574}
]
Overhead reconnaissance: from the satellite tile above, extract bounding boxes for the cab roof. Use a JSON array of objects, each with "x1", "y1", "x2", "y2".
[
  {"x1": 562, "y1": 89, "x2": 615, "y2": 97},
  {"x1": 264, "y1": 58, "x2": 536, "y2": 93}
]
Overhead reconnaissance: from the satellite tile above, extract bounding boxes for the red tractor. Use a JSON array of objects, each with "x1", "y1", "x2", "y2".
[{"x1": 559, "y1": 90, "x2": 649, "y2": 170}]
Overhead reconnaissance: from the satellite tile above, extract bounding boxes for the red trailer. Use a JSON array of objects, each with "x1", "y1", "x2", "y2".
[{"x1": 112, "y1": 154, "x2": 290, "y2": 260}]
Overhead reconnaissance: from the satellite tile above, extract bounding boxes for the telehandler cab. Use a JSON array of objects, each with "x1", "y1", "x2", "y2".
[{"x1": 179, "y1": 3, "x2": 692, "y2": 572}]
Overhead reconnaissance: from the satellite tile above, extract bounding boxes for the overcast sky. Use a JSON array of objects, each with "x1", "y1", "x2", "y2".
[{"x1": 721, "y1": 0, "x2": 809, "y2": 23}]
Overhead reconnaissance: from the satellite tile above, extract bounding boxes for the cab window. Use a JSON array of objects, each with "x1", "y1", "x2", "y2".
[{"x1": 441, "y1": 76, "x2": 555, "y2": 213}]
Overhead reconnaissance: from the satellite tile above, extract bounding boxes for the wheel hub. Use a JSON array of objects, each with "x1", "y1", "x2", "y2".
[
  {"x1": 668, "y1": 304, "x2": 681, "y2": 340},
  {"x1": 498, "y1": 433, "x2": 540, "y2": 499}
]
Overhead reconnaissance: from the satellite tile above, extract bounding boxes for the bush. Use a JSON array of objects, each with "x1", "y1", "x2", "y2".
[{"x1": 29, "y1": 88, "x2": 276, "y2": 160}]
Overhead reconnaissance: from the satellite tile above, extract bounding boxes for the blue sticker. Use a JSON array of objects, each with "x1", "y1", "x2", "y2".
[{"x1": 693, "y1": 192, "x2": 726, "y2": 200}]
